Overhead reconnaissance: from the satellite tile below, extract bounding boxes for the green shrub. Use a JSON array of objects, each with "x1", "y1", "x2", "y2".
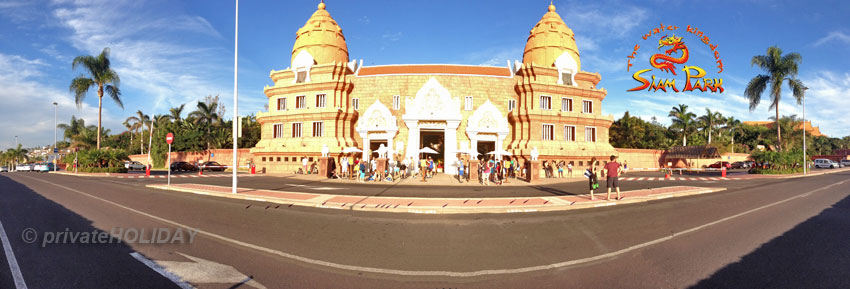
[{"x1": 62, "y1": 148, "x2": 130, "y2": 169}]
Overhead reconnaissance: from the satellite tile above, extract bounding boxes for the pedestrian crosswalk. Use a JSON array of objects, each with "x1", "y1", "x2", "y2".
[
  {"x1": 117, "y1": 174, "x2": 258, "y2": 179},
  {"x1": 619, "y1": 176, "x2": 740, "y2": 181}
]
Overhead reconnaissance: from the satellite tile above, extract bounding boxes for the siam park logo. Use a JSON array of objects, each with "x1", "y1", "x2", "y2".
[{"x1": 626, "y1": 23, "x2": 724, "y2": 93}]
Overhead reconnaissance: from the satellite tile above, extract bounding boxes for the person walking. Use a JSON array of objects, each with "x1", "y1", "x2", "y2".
[
  {"x1": 358, "y1": 159, "x2": 366, "y2": 182},
  {"x1": 458, "y1": 158, "x2": 465, "y2": 183},
  {"x1": 340, "y1": 156, "x2": 348, "y2": 178},
  {"x1": 567, "y1": 162, "x2": 573, "y2": 178},
  {"x1": 420, "y1": 157, "x2": 427, "y2": 182},
  {"x1": 603, "y1": 155, "x2": 623, "y2": 200},
  {"x1": 301, "y1": 157, "x2": 308, "y2": 174},
  {"x1": 482, "y1": 158, "x2": 490, "y2": 186},
  {"x1": 586, "y1": 157, "x2": 599, "y2": 200}
]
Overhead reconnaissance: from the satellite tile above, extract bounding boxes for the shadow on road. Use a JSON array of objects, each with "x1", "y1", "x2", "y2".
[
  {"x1": 690, "y1": 192, "x2": 850, "y2": 288},
  {"x1": 0, "y1": 174, "x2": 180, "y2": 289}
]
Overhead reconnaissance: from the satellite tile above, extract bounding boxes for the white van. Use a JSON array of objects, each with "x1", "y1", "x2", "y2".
[{"x1": 814, "y1": 159, "x2": 837, "y2": 169}]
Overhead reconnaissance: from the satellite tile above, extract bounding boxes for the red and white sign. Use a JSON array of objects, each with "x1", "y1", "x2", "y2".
[{"x1": 166, "y1": 133, "x2": 174, "y2": 145}]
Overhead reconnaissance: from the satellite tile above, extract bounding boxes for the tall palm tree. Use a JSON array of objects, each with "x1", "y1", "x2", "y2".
[
  {"x1": 125, "y1": 110, "x2": 149, "y2": 154},
  {"x1": 698, "y1": 108, "x2": 722, "y2": 145},
  {"x1": 724, "y1": 117, "x2": 743, "y2": 153},
  {"x1": 669, "y1": 104, "x2": 697, "y2": 146},
  {"x1": 69, "y1": 47, "x2": 122, "y2": 149},
  {"x1": 189, "y1": 100, "x2": 221, "y2": 151},
  {"x1": 744, "y1": 46, "x2": 805, "y2": 151},
  {"x1": 166, "y1": 104, "x2": 186, "y2": 124},
  {"x1": 122, "y1": 119, "x2": 135, "y2": 151}
]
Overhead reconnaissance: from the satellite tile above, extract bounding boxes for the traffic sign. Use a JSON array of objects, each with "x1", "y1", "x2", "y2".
[
  {"x1": 166, "y1": 133, "x2": 174, "y2": 144},
  {"x1": 53, "y1": 148, "x2": 58, "y2": 153}
]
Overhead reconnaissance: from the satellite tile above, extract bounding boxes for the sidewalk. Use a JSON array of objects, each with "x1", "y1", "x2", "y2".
[{"x1": 147, "y1": 183, "x2": 725, "y2": 214}]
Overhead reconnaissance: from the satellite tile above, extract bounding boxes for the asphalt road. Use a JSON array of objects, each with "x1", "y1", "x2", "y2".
[{"x1": 0, "y1": 170, "x2": 848, "y2": 288}]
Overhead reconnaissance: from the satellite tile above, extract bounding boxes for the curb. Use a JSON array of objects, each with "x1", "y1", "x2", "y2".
[{"x1": 146, "y1": 184, "x2": 726, "y2": 215}]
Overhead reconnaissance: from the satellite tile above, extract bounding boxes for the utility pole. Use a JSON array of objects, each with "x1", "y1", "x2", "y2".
[{"x1": 802, "y1": 87, "x2": 808, "y2": 175}]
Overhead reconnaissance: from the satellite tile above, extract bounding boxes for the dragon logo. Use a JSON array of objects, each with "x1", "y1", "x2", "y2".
[
  {"x1": 626, "y1": 23, "x2": 724, "y2": 93},
  {"x1": 650, "y1": 35, "x2": 688, "y2": 75}
]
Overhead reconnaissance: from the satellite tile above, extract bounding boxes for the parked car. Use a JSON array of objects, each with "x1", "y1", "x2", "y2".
[
  {"x1": 34, "y1": 163, "x2": 55, "y2": 172},
  {"x1": 841, "y1": 159, "x2": 850, "y2": 167},
  {"x1": 199, "y1": 161, "x2": 226, "y2": 171},
  {"x1": 0, "y1": 166, "x2": 8, "y2": 172},
  {"x1": 170, "y1": 161, "x2": 198, "y2": 172},
  {"x1": 16, "y1": 163, "x2": 33, "y2": 171},
  {"x1": 124, "y1": 161, "x2": 146, "y2": 170},
  {"x1": 730, "y1": 161, "x2": 747, "y2": 169},
  {"x1": 706, "y1": 161, "x2": 732, "y2": 169},
  {"x1": 813, "y1": 159, "x2": 837, "y2": 169}
]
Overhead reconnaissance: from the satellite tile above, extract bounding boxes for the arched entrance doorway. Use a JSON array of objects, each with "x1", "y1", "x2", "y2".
[{"x1": 402, "y1": 77, "x2": 462, "y2": 174}]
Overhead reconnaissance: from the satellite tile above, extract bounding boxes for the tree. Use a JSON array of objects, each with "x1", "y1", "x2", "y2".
[
  {"x1": 744, "y1": 46, "x2": 805, "y2": 151},
  {"x1": 57, "y1": 115, "x2": 86, "y2": 142},
  {"x1": 724, "y1": 116, "x2": 743, "y2": 153},
  {"x1": 669, "y1": 104, "x2": 697, "y2": 146},
  {"x1": 69, "y1": 47, "x2": 122, "y2": 149},
  {"x1": 189, "y1": 100, "x2": 221, "y2": 151},
  {"x1": 165, "y1": 104, "x2": 186, "y2": 124},
  {"x1": 125, "y1": 110, "x2": 149, "y2": 154},
  {"x1": 698, "y1": 108, "x2": 722, "y2": 145}
]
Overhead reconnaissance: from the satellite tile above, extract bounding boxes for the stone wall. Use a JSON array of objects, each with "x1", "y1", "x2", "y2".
[{"x1": 129, "y1": 149, "x2": 254, "y2": 169}]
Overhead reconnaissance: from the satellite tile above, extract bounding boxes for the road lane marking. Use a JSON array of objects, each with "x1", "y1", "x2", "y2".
[
  {"x1": 0, "y1": 219, "x2": 28, "y2": 289},
  {"x1": 130, "y1": 252, "x2": 195, "y2": 289},
  {"x1": 17, "y1": 174, "x2": 850, "y2": 278},
  {"x1": 637, "y1": 177, "x2": 645, "y2": 181}
]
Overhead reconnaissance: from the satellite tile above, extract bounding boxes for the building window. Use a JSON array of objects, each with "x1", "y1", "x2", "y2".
[
  {"x1": 277, "y1": 157, "x2": 281, "y2": 162},
  {"x1": 508, "y1": 99, "x2": 516, "y2": 112},
  {"x1": 582, "y1": 100, "x2": 593, "y2": 114},
  {"x1": 540, "y1": 95, "x2": 552, "y2": 110},
  {"x1": 284, "y1": 157, "x2": 289, "y2": 162},
  {"x1": 295, "y1": 95, "x2": 306, "y2": 109},
  {"x1": 542, "y1": 124, "x2": 554, "y2": 141},
  {"x1": 312, "y1": 121, "x2": 323, "y2": 137},
  {"x1": 352, "y1": 98, "x2": 359, "y2": 110},
  {"x1": 464, "y1": 96, "x2": 473, "y2": 111},
  {"x1": 296, "y1": 70, "x2": 307, "y2": 83},
  {"x1": 585, "y1": 126, "x2": 597, "y2": 142},
  {"x1": 561, "y1": 72, "x2": 573, "y2": 85},
  {"x1": 564, "y1": 125, "x2": 575, "y2": 141},
  {"x1": 392, "y1": 95, "x2": 400, "y2": 110},
  {"x1": 262, "y1": 157, "x2": 266, "y2": 162},
  {"x1": 273, "y1": 124, "x2": 283, "y2": 138},
  {"x1": 291, "y1": 122, "x2": 302, "y2": 138},
  {"x1": 561, "y1": 97, "x2": 573, "y2": 112},
  {"x1": 277, "y1": 97, "x2": 287, "y2": 111},
  {"x1": 315, "y1": 94, "x2": 326, "y2": 108}
]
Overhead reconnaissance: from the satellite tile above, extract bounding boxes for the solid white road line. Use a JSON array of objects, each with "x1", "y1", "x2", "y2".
[
  {"x1": 17, "y1": 174, "x2": 849, "y2": 278},
  {"x1": 0, "y1": 219, "x2": 28, "y2": 289},
  {"x1": 130, "y1": 252, "x2": 195, "y2": 289}
]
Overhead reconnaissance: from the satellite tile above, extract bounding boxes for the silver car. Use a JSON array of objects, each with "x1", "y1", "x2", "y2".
[{"x1": 842, "y1": 159, "x2": 850, "y2": 167}]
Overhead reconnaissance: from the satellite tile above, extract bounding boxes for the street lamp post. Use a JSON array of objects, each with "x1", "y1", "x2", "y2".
[
  {"x1": 232, "y1": 0, "x2": 239, "y2": 194},
  {"x1": 802, "y1": 87, "x2": 808, "y2": 175},
  {"x1": 53, "y1": 101, "x2": 58, "y2": 171}
]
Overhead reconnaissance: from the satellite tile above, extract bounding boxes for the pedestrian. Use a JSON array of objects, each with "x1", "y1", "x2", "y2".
[
  {"x1": 623, "y1": 160, "x2": 629, "y2": 175},
  {"x1": 340, "y1": 156, "x2": 348, "y2": 178},
  {"x1": 371, "y1": 158, "x2": 378, "y2": 182},
  {"x1": 358, "y1": 159, "x2": 366, "y2": 182},
  {"x1": 557, "y1": 161, "x2": 564, "y2": 178},
  {"x1": 428, "y1": 157, "x2": 434, "y2": 178},
  {"x1": 603, "y1": 155, "x2": 623, "y2": 200},
  {"x1": 301, "y1": 157, "x2": 308, "y2": 174},
  {"x1": 482, "y1": 158, "x2": 490, "y2": 186},
  {"x1": 567, "y1": 162, "x2": 573, "y2": 178},
  {"x1": 458, "y1": 158, "x2": 465, "y2": 183},
  {"x1": 586, "y1": 157, "x2": 599, "y2": 200},
  {"x1": 420, "y1": 157, "x2": 427, "y2": 182}
]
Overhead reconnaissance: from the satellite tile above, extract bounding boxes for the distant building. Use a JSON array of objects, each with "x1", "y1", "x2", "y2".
[
  {"x1": 251, "y1": 2, "x2": 616, "y2": 174},
  {"x1": 743, "y1": 120, "x2": 824, "y2": 137}
]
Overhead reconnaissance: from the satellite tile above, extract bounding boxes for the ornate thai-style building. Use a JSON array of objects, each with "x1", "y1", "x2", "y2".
[{"x1": 251, "y1": 2, "x2": 616, "y2": 174}]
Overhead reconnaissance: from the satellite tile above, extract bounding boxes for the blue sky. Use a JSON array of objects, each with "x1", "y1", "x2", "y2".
[{"x1": 1, "y1": 0, "x2": 849, "y2": 150}]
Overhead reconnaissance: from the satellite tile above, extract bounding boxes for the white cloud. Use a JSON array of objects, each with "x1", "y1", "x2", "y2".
[
  {"x1": 559, "y1": 1, "x2": 648, "y2": 38},
  {"x1": 382, "y1": 31, "x2": 403, "y2": 42},
  {"x1": 52, "y1": 0, "x2": 232, "y2": 118},
  {"x1": 0, "y1": 53, "x2": 116, "y2": 150},
  {"x1": 458, "y1": 46, "x2": 522, "y2": 67},
  {"x1": 813, "y1": 31, "x2": 850, "y2": 46}
]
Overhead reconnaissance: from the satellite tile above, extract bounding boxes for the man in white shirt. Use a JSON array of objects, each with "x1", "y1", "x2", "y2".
[{"x1": 302, "y1": 157, "x2": 308, "y2": 174}]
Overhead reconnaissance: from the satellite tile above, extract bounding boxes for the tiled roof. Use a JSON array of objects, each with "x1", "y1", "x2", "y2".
[{"x1": 357, "y1": 64, "x2": 512, "y2": 77}]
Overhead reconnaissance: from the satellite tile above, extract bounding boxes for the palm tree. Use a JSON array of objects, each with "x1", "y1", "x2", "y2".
[
  {"x1": 724, "y1": 117, "x2": 743, "y2": 153},
  {"x1": 166, "y1": 104, "x2": 186, "y2": 124},
  {"x1": 122, "y1": 119, "x2": 134, "y2": 151},
  {"x1": 669, "y1": 104, "x2": 697, "y2": 146},
  {"x1": 57, "y1": 115, "x2": 86, "y2": 142},
  {"x1": 744, "y1": 46, "x2": 806, "y2": 151},
  {"x1": 698, "y1": 108, "x2": 722, "y2": 145},
  {"x1": 69, "y1": 47, "x2": 122, "y2": 149},
  {"x1": 125, "y1": 110, "x2": 149, "y2": 154},
  {"x1": 189, "y1": 100, "x2": 221, "y2": 151}
]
